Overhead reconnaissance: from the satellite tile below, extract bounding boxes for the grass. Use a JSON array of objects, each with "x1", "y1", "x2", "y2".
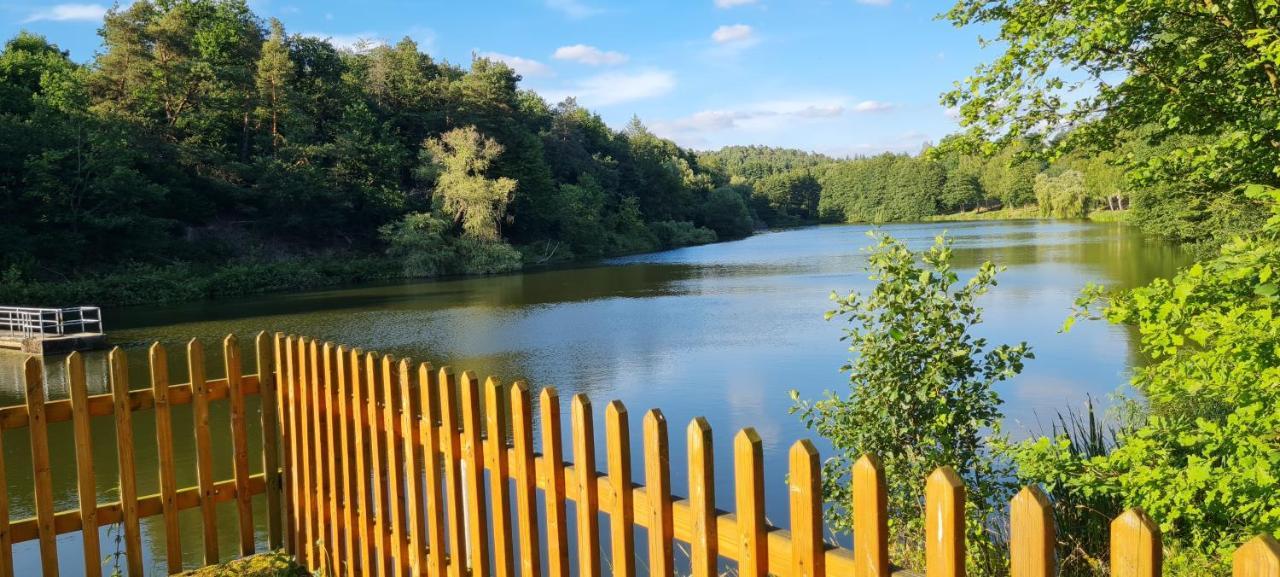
[
  {"x1": 925, "y1": 205, "x2": 1042, "y2": 221},
  {"x1": 178, "y1": 551, "x2": 305, "y2": 577},
  {"x1": 1087, "y1": 209, "x2": 1131, "y2": 223}
]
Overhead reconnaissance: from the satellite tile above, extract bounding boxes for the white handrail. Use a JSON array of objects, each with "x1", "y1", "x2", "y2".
[{"x1": 0, "y1": 306, "x2": 103, "y2": 339}]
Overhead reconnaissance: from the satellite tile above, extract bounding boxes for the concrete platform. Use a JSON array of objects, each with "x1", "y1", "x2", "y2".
[{"x1": 0, "y1": 332, "x2": 109, "y2": 355}]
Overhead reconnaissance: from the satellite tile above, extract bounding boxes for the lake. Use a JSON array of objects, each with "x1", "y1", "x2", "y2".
[{"x1": 0, "y1": 220, "x2": 1189, "y2": 575}]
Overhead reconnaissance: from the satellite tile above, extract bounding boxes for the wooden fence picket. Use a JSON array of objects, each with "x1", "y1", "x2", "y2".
[
  {"x1": 510, "y1": 381, "x2": 540, "y2": 577},
  {"x1": 925, "y1": 467, "x2": 965, "y2": 577},
  {"x1": 225, "y1": 335, "x2": 255, "y2": 556},
  {"x1": 1010, "y1": 486, "x2": 1054, "y2": 577},
  {"x1": 258, "y1": 332, "x2": 284, "y2": 550},
  {"x1": 1234, "y1": 535, "x2": 1280, "y2": 577},
  {"x1": 853, "y1": 454, "x2": 889, "y2": 577},
  {"x1": 539, "y1": 387, "x2": 568, "y2": 577},
  {"x1": 189, "y1": 339, "x2": 220, "y2": 565},
  {"x1": 24, "y1": 357, "x2": 58, "y2": 576},
  {"x1": 420, "y1": 363, "x2": 447, "y2": 577},
  {"x1": 606, "y1": 401, "x2": 636, "y2": 577},
  {"x1": 487, "y1": 377, "x2": 515, "y2": 577},
  {"x1": 790, "y1": 440, "x2": 824, "y2": 577},
  {"x1": 151, "y1": 343, "x2": 183, "y2": 574},
  {"x1": 1111, "y1": 508, "x2": 1161, "y2": 577},
  {"x1": 643, "y1": 409, "x2": 673, "y2": 577},
  {"x1": 68, "y1": 352, "x2": 102, "y2": 577},
  {"x1": 687, "y1": 417, "x2": 716, "y2": 577},
  {"x1": 735, "y1": 428, "x2": 767, "y2": 577}
]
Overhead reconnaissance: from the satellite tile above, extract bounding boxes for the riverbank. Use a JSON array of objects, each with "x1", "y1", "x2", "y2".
[
  {"x1": 925, "y1": 205, "x2": 1131, "y2": 223},
  {"x1": 0, "y1": 232, "x2": 737, "y2": 308}
]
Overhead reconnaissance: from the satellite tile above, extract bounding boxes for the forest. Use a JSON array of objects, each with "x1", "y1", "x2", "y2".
[{"x1": 0, "y1": 0, "x2": 758, "y2": 304}]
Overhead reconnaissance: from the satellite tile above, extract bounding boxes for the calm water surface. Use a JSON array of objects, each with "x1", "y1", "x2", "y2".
[{"x1": 0, "y1": 220, "x2": 1189, "y2": 575}]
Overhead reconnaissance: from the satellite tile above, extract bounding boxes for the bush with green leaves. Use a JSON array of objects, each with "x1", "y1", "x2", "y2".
[
  {"x1": 1009, "y1": 186, "x2": 1280, "y2": 576},
  {"x1": 791, "y1": 232, "x2": 1032, "y2": 575},
  {"x1": 379, "y1": 212, "x2": 522, "y2": 277}
]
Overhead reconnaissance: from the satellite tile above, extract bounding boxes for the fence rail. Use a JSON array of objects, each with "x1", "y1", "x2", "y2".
[
  {"x1": 1, "y1": 331, "x2": 1278, "y2": 577},
  {"x1": 0, "y1": 306, "x2": 103, "y2": 340}
]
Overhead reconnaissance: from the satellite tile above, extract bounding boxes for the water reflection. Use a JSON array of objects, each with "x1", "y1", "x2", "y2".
[{"x1": 0, "y1": 221, "x2": 1189, "y2": 575}]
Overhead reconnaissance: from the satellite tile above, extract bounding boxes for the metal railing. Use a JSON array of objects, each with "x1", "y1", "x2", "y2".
[{"x1": 0, "y1": 306, "x2": 103, "y2": 339}]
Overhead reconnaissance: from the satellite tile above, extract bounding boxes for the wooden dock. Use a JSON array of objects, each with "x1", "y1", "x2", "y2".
[{"x1": 0, "y1": 306, "x2": 107, "y2": 355}]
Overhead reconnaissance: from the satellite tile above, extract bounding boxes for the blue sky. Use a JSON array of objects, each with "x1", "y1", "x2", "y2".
[{"x1": 1, "y1": 0, "x2": 994, "y2": 156}]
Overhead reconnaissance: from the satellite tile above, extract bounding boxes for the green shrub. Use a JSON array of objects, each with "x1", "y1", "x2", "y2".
[
  {"x1": 380, "y1": 212, "x2": 522, "y2": 276},
  {"x1": 1012, "y1": 186, "x2": 1280, "y2": 576},
  {"x1": 791, "y1": 232, "x2": 1031, "y2": 575},
  {"x1": 646, "y1": 220, "x2": 717, "y2": 250}
]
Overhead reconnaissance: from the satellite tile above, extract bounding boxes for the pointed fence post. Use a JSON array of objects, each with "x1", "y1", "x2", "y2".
[
  {"x1": 1111, "y1": 509, "x2": 1161, "y2": 577},
  {"x1": 1010, "y1": 486, "x2": 1054, "y2": 577},
  {"x1": 853, "y1": 454, "x2": 889, "y2": 577},
  {"x1": 1233, "y1": 535, "x2": 1280, "y2": 577},
  {"x1": 925, "y1": 467, "x2": 965, "y2": 577}
]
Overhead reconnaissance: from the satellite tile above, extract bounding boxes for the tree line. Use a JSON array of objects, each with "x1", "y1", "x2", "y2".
[{"x1": 0, "y1": 0, "x2": 762, "y2": 304}]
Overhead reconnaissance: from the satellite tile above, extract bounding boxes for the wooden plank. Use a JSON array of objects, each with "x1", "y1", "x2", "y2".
[
  {"x1": 852, "y1": 454, "x2": 889, "y2": 577},
  {"x1": 402, "y1": 360, "x2": 428, "y2": 576},
  {"x1": 734, "y1": 428, "x2": 766, "y2": 577},
  {"x1": 509, "y1": 381, "x2": 540, "y2": 577},
  {"x1": 151, "y1": 343, "x2": 183, "y2": 574},
  {"x1": 1110, "y1": 509, "x2": 1160, "y2": 577},
  {"x1": 337, "y1": 347, "x2": 358, "y2": 577},
  {"x1": 351, "y1": 350, "x2": 375, "y2": 575},
  {"x1": 366, "y1": 352, "x2": 389, "y2": 577},
  {"x1": 1234, "y1": 535, "x2": 1280, "y2": 577},
  {"x1": 420, "y1": 363, "x2": 447, "y2": 577},
  {"x1": 284, "y1": 335, "x2": 302, "y2": 558},
  {"x1": 486, "y1": 377, "x2": 515, "y2": 577},
  {"x1": 687, "y1": 417, "x2": 716, "y2": 577},
  {"x1": 439, "y1": 368, "x2": 465, "y2": 577},
  {"x1": 25, "y1": 357, "x2": 58, "y2": 576},
  {"x1": 539, "y1": 387, "x2": 568, "y2": 577},
  {"x1": 382, "y1": 356, "x2": 406, "y2": 575},
  {"x1": 189, "y1": 339, "x2": 220, "y2": 565},
  {"x1": 925, "y1": 467, "x2": 965, "y2": 577},
  {"x1": 571, "y1": 394, "x2": 600, "y2": 577},
  {"x1": 305, "y1": 339, "x2": 322, "y2": 569},
  {"x1": 277, "y1": 334, "x2": 296, "y2": 555},
  {"x1": 461, "y1": 372, "x2": 492, "y2": 577},
  {"x1": 68, "y1": 352, "x2": 103, "y2": 577},
  {"x1": 643, "y1": 410, "x2": 673, "y2": 577},
  {"x1": 790, "y1": 440, "x2": 824, "y2": 577},
  {"x1": 0, "y1": 371, "x2": 11, "y2": 577},
  {"x1": 605, "y1": 401, "x2": 635, "y2": 577},
  {"x1": 324, "y1": 344, "x2": 342, "y2": 572},
  {"x1": 225, "y1": 335, "x2": 255, "y2": 556},
  {"x1": 258, "y1": 332, "x2": 284, "y2": 550},
  {"x1": 1010, "y1": 486, "x2": 1054, "y2": 577}
]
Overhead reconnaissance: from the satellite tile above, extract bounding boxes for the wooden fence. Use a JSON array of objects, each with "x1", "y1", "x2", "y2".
[
  {"x1": 2, "y1": 331, "x2": 1279, "y2": 576},
  {"x1": 0, "y1": 333, "x2": 283, "y2": 577}
]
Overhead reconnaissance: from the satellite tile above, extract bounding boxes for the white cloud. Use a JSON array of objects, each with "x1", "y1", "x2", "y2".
[
  {"x1": 553, "y1": 44, "x2": 628, "y2": 66},
  {"x1": 540, "y1": 69, "x2": 676, "y2": 107},
  {"x1": 301, "y1": 32, "x2": 387, "y2": 53},
  {"x1": 711, "y1": 24, "x2": 756, "y2": 44},
  {"x1": 944, "y1": 106, "x2": 962, "y2": 120},
  {"x1": 546, "y1": 0, "x2": 601, "y2": 19},
  {"x1": 852, "y1": 100, "x2": 895, "y2": 113},
  {"x1": 22, "y1": 3, "x2": 107, "y2": 23},
  {"x1": 714, "y1": 0, "x2": 759, "y2": 7},
  {"x1": 478, "y1": 52, "x2": 553, "y2": 77},
  {"x1": 652, "y1": 98, "x2": 848, "y2": 138}
]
